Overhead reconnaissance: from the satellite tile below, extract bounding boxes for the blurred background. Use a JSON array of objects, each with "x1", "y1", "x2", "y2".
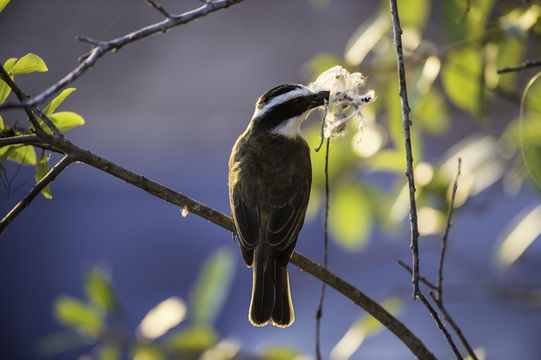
[{"x1": 1, "y1": 0, "x2": 541, "y2": 359}]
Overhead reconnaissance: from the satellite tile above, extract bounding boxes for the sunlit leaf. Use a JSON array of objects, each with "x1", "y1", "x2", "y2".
[
  {"x1": 366, "y1": 149, "x2": 404, "y2": 173},
  {"x1": 414, "y1": 89, "x2": 449, "y2": 135},
  {"x1": 391, "y1": 0, "x2": 430, "y2": 29},
  {"x1": 98, "y1": 345, "x2": 120, "y2": 360},
  {"x1": 132, "y1": 345, "x2": 165, "y2": 360},
  {"x1": 0, "y1": 114, "x2": 4, "y2": 129},
  {"x1": 330, "y1": 298, "x2": 402, "y2": 360},
  {"x1": 497, "y1": 204, "x2": 541, "y2": 269},
  {"x1": 2, "y1": 144, "x2": 37, "y2": 165},
  {"x1": 137, "y1": 297, "x2": 186, "y2": 340},
  {"x1": 200, "y1": 339, "x2": 240, "y2": 360},
  {"x1": 496, "y1": 37, "x2": 525, "y2": 91},
  {"x1": 0, "y1": 0, "x2": 11, "y2": 13},
  {"x1": 48, "y1": 111, "x2": 85, "y2": 131},
  {"x1": 0, "y1": 57, "x2": 17, "y2": 104},
  {"x1": 35, "y1": 150, "x2": 52, "y2": 199},
  {"x1": 167, "y1": 325, "x2": 217, "y2": 354},
  {"x1": 189, "y1": 248, "x2": 235, "y2": 325},
  {"x1": 44, "y1": 88, "x2": 76, "y2": 116},
  {"x1": 329, "y1": 184, "x2": 372, "y2": 250},
  {"x1": 53, "y1": 296, "x2": 103, "y2": 337},
  {"x1": 344, "y1": 12, "x2": 391, "y2": 67},
  {"x1": 85, "y1": 267, "x2": 116, "y2": 314},
  {"x1": 417, "y1": 206, "x2": 445, "y2": 235},
  {"x1": 442, "y1": 47, "x2": 484, "y2": 117},
  {"x1": 9, "y1": 53, "x2": 48, "y2": 75},
  {"x1": 443, "y1": 0, "x2": 495, "y2": 41},
  {"x1": 260, "y1": 346, "x2": 300, "y2": 360}
]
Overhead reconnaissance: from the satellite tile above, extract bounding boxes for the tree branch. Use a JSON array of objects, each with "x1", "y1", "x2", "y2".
[
  {"x1": 389, "y1": 0, "x2": 421, "y2": 299},
  {"x1": 0, "y1": 154, "x2": 75, "y2": 232},
  {"x1": 0, "y1": 0, "x2": 246, "y2": 111},
  {"x1": 145, "y1": 0, "x2": 172, "y2": 18},
  {"x1": 497, "y1": 59, "x2": 541, "y2": 74}
]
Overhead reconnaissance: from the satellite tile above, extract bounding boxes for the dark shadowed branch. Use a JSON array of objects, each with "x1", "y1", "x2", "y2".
[
  {"x1": 389, "y1": 0, "x2": 421, "y2": 299},
  {"x1": 497, "y1": 59, "x2": 541, "y2": 74},
  {"x1": 0, "y1": 0, "x2": 246, "y2": 111}
]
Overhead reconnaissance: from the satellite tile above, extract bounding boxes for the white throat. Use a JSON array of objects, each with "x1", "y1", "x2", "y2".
[{"x1": 271, "y1": 116, "x2": 304, "y2": 138}]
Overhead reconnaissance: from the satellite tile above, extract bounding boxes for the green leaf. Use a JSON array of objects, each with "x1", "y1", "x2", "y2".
[
  {"x1": 0, "y1": 57, "x2": 17, "y2": 104},
  {"x1": 496, "y1": 37, "x2": 525, "y2": 91},
  {"x1": 442, "y1": 47, "x2": 484, "y2": 117},
  {"x1": 85, "y1": 268, "x2": 116, "y2": 314},
  {"x1": 9, "y1": 53, "x2": 48, "y2": 75},
  {"x1": 0, "y1": 0, "x2": 11, "y2": 14},
  {"x1": 1, "y1": 144, "x2": 37, "y2": 165},
  {"x1": 48, "y1": 111, "x2": 85, "y2": 131},
  {"x1": 0, "y1": 114, "x2": 3, "y2": 129},
  {"x1": 98, "y1": 345, "x2": 120, "y2": 360},
  {"x1": 35, "y1": 150, "x2": 52, "y2": 199},
  {"x1": 519, "y1": 73, "x2": 541, "y2": 191},
  {"x1": 329, "y1": 184, "x2": 372, "y2": 251},
  {"x1": 443, "y1": 0, "x2": 495, "y2": 41},
  {"x1": 189, "y1": 248, "x2": 235, "y2": 325},
  {"x1": 132, "y1": 345, "x2": 165, "y2": 360},
  {"x1": 414, "y1": 89, "x2": 449, "y2": 135},
  {"x1": 167, "y1": 325, "x2": 217, "y2": 354},
  {"x1": 43, "y1": 88, "x2": 77, "y2": 116},
  {"x1": 261, "y1": 346, "x2": 300, "y2": 360},
  {"x1": 393, "y1": 0, "x2": 430, "y2": 29},
  {"x1": 53, "y1": 296, "x2": 103, "y2": 337}
]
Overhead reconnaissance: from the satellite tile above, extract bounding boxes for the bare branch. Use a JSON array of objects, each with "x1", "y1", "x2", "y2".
[
  {"x1": 437, "y1": 158, "x2": 462, "y2": 301},
  {"x1": 0, "y1": 154, "x2": 75, "y2": 232},
  {"x1": 0, "y1": 134, "x2": 41, "y2": 147},
  {"x1": 315, "y1": 138, "x2": 330, "y2": 360},
  {"x1": 417, "y1": 293, "x2": 463, "y2": 360},
  {"x1": 389, "y1": 0, "x2": 421, "y2": 299},
  {"x1": 397, "y1": 260, "x2": 437, "y2": 291},
  {"x1": 497, "y1": 59, "x2": 541, "y2": 74},
  {"x1": 0, "y1": 0, "x2": 246, "y2": 111},
  {"x1": 145, "y1": 0, "x2": 172, "y2": 18}
]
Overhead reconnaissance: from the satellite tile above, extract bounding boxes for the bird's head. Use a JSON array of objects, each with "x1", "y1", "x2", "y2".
[{"x1": 250, "y1": 84, "x2": 330, "y2": 137}]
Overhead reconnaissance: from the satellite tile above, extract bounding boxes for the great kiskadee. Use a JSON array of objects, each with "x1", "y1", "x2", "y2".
[{"x1": 228, "y1": 84, "x2": 330, "y2": 327}]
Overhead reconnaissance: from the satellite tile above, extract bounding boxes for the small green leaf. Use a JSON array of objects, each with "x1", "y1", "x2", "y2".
[
  {"x1": 394, "y1": 0, "x2": 430, "y2": 29},
  {"x1": 167, "y1": 325, "x2": 217, "y2": 354},
  {"x1": 35, "y1": 150, "x2": 52, "y2": 199},
  {"x1": 0, "y1": 57, "x2": 17, "y2": 104},
  {"x1": 189, "y1": 248, "x2": 235, "y2": 325},
  {"x1": 85, "y1": 268, "x2": 116, "y2": 314},
  {"x1": 2, "y1": 144, "x2": 37, "y2": 165},
  {"x1": 48, "y1": 111, "x2": 85, "y2": 131},
  {"x1": 329, "y1": 184, "x2": 372, "y2": 250},
  {"x1": 9, "y1": 53, "x2": 48, "y2": 75},
  {"x1": 414, "y1": 89, "x2": 449, "y2": 135},
  {"x1": 261, "y1": 346, "x2": 300, "y2": 360},
  {"x1": 442, "y1": 47, "x2": 484, "y2": 117},
  {"x1": 53, "y1": 296, "x2": 103, "y2": 337},
  {"x1": 0, "y1": 0, "x2": 11, "y2": 14},
  {"x1": 44, "y1": 88, "x2": 76, "y2": 116},
  {"x1": 0, "y1": 114, "x2": 4, "y2": 129}
]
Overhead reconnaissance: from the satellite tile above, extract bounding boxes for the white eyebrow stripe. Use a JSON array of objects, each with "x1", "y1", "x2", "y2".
[{"x1": 252, "y1": 87, "x2": 313, "y2": 119}]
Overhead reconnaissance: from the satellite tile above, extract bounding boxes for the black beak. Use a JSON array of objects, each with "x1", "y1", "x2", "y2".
[{"x1": 310, "y1": 90, "x2": 330, "y2": 108}]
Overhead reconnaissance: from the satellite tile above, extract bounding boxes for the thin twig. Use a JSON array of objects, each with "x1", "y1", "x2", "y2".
[
  {"x1": 437, "y1": 158, "x2": 461, "y2": 301},
  {"x1": 145, "y1": 0, "x2": 172, "y2": 18},
  {"x1": 397, "y1": 260, "x2": 437, "y2": 291},
  {"x1": 457, "y1": 0, "x2": 471, "y2": 22},
  {"x1": 0, "y1": 154, "x2": 75, "y2": 232},
  {"x1": 33, "y1": 108, "x2": 63, "y2": 137},
  {"x1": 75, "y1": 36, "x2": 101, "y2": 46},
  {"x1": 417, "y1": 293, "x2": 463, "y2": 360},
  {"x1": 315, "y1": 99, "x2": 328, "y2": 152},
  {"x1": 389, "y1": 0, "x2": 421, "y2": 299},
  {"x1": 315, "y1": 138, "x2": 330, "y2": 360},
  {"x1": 0, "y1": 0, "x2": 246, "y2": 111},
  {"x1": 497, "y1": 59, "x2": 541, "y2": 74}
]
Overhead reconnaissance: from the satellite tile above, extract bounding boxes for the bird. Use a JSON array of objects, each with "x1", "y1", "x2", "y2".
[{"x1": 228, "y1": 84, "x2": 329, "y2": 327}]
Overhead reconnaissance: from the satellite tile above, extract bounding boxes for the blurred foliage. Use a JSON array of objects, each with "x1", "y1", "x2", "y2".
[
  {"x1": 304, "y1": 0, "x2": 541, "y2": 270},
  {"x1": 42, "y1": 248, "x2": 312, "y2": 359}
]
